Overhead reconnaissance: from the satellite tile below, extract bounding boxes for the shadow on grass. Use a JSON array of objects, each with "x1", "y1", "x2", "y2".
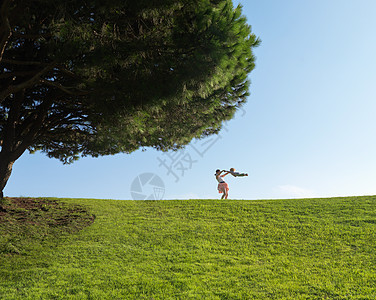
[{"x1": 0, "y1": 197, "x2": 95, "y2": 255}]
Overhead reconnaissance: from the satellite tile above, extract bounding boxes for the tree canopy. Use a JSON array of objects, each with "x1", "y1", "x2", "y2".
[{"x1": 0, "y1": 0, "x2": 260, "y2": 197}]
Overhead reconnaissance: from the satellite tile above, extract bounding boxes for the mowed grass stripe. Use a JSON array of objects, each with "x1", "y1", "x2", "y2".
[{"x1": 1, "y1": 196, "x2": 376, "y2": 299}]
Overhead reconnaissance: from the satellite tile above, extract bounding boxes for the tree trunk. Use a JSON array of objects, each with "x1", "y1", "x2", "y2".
[
  {"x1": 0, "y1": 154, "x2": 14, "y2": 199},
  {"x1": 0, "y1": 89, "x2": 51, "y2": 198}
]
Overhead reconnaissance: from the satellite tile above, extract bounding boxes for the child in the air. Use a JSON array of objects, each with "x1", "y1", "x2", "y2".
[{"x1": 226, "y1": 168, "x2": 248, "y2": 177}]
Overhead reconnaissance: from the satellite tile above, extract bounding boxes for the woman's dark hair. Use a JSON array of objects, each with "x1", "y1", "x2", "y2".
[{"x1": 215, "y1": 169, "x2": 220, "y2": 175}]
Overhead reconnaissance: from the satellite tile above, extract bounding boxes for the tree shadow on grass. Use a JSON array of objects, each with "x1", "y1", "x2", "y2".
[{"x1": 0, "y1": 198, "x2": 95, "y2": 255}]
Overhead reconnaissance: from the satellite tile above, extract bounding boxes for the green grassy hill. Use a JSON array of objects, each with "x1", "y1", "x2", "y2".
[{"x1": 1, "y1": 196, "x2": 376, "y2": 299}]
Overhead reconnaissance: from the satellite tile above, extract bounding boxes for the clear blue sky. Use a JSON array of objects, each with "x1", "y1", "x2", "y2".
[{"x1": 5, "y1": 0, "x2": 376, "y2": 200}]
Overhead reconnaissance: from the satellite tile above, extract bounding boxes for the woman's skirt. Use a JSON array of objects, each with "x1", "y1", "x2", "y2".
[{"x1": 218, "y1": 182, "x2": 229, "y2": 193}]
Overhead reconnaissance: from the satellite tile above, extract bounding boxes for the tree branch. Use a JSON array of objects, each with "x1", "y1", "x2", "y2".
[
  {"x1": 0, "y1": 63, "x2": 55, "y2": 103},
  {"x1": 57, "y1": 65, "x2": 81, "y2": 80},
  {"x1": 0, "y1": 0, "x2": 13, "y2": 63},
  {"x1": 40, "y1": 79, "x2": 90, "y2": 96},
  {"x1": 12, "y1": 97, "x2": 54, "y2": 160},
  {"x1": 1, "y1": 58, "x2": 45, "y2": 65}
]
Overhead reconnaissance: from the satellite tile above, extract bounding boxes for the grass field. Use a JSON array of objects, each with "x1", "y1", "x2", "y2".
[{"x1": 1, "y1": 196, "x2": 376, "y2": 299}]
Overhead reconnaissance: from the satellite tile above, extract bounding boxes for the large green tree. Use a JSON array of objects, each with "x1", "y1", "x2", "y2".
[{"x1": 0, "y1": 0, "x2": 260, "y2": 197}]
